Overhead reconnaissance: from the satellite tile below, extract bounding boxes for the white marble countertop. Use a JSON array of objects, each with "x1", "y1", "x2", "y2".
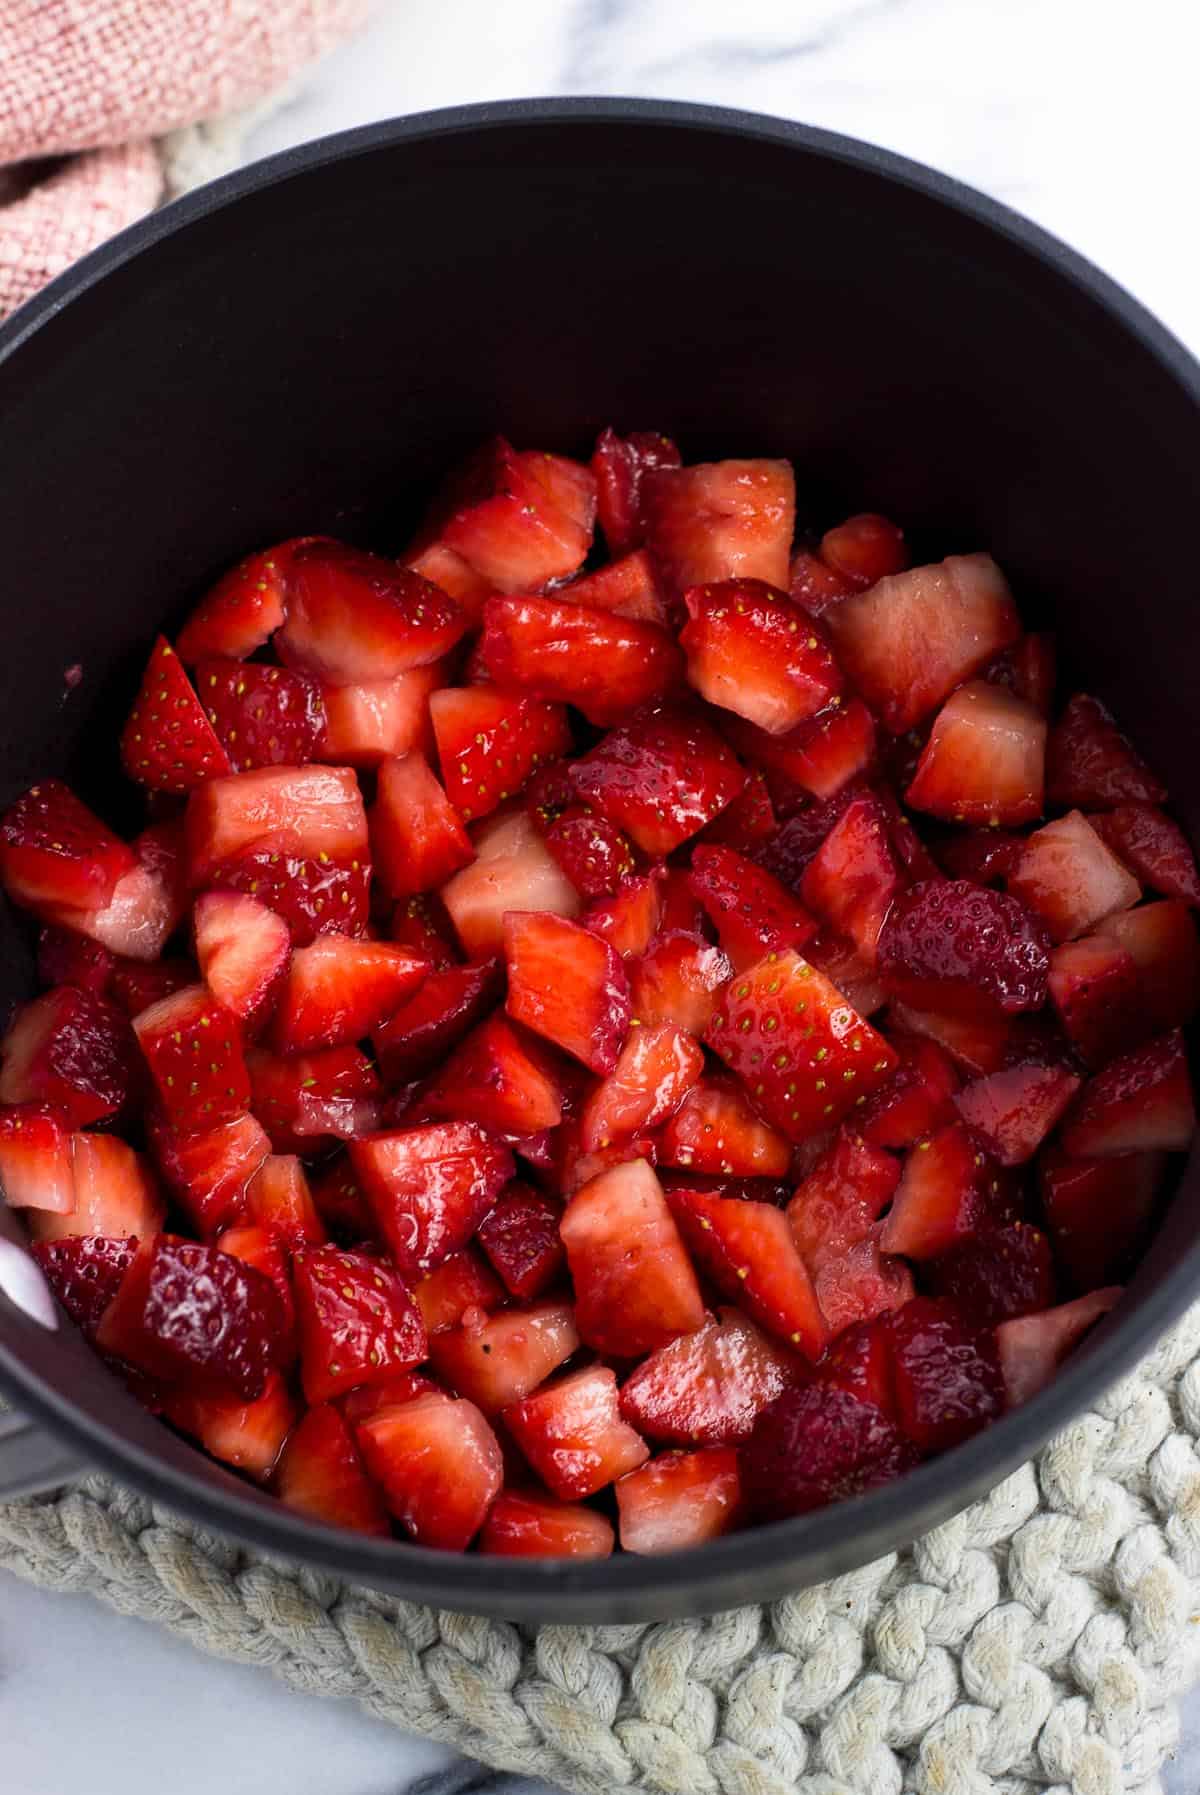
[{"x1": 5, "y1": 1, "x2": 1200, "y2": 1790}]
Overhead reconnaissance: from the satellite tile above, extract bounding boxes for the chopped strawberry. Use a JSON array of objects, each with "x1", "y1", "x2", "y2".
[
  {"x1": 787, "y1": 1132, "x2": 900, "y2": 1268},
  {"x1": 619, "y1": 1307, "x2": 804, "y2": 1445},
  {"x1": 247, "y1": 1044, "x2": 380, "y2": 1152},
  {"x1": 560, "y1": 549, "x2": 669, "y2": 627},
  {"x1": 996, "y1": 1288, "x2": 1123, "y2": 1405},
  {"x1": 0, "y1": 779, "x2": 136, "y2": 919},
  {"x1": 788, "y1": 548, "x2": 858, "y2": 617},
  {"x1": 276, "y1": 541, "x2": 466, "y2": 684},
  {"x1": 121, "y1": 637, "x2": 233, "y2": 795},
  {"x1": 985, "y1": 632, "x2": 1057, "y2": 716},
  {"x1": 475, "y1": 1182, "x2": 566, "y2": 1298},
  {"x1": 0, "y1": 1101, "x2": 75, "y2": 1212},
  {"x1": 144, "y1": 1110, "x2": 268, "y2": 1234},
  {"x1": 1040, "y1": 1146, "x2": 1164, "y2": 1292},
  {"x1": 906, "y1": 681, "x2": 1046, "y2": 826},
  {"x1": 350, "y1": 1121, "x2": 514, "y2": 1277},
  {"x1": 1047, "y1": 935, "x2": 1142, "y2": 1066},
  {"x1": 270, "y1": 934, "x2": 427, "y2": 1054},
  {"x1": 66, "y1": 818, "x2": 186, "y2": 965},
  {"x1": 402, "y1": 540, "x2": 493, "y2": 620},
  {"x1": 0, "y1": 986, "x2": 134, "y2": 1125},
  {"x1": 109, "y1": 961, "x2": 195, "y2": 1022},
  {"x1": 369, "y1": 751, "x2": 473, "y2": 900},
  {"x1": 275, "y1": 1402, "x2": 389, "y2": 1534},
  {"x1": 643, "y1": 458, "x2": 795, "y2": 593},
  {"x1": 427, "y1": 437, "x2": 593, "y2": 593},
  {"x1": 592, "y1": 426, "x2": 682, "y2": 557},
  {"x1": 216, "y1": 1224, "x2": 297, "y2": 1359},
  {"x1": 504, "y1": 911, "x2": 630, "y2": 1075},
  {"x1": 953, "y1": 1060, "x2": 1081, "y2": 1165},
  {"x1": 1095, "y1": 900, "x2": 1200, "y2": 1037},
  {"x1": 879, "y1": 1122, "x2": 1011, "y2": 1260},
  {"x1": 820, "y1": 512, "x2": 909, "y2": 588},
  {"x1": 581, "y1": 1023, "x2": 704, "y2": 1152},
  {"x1": 291, "y1": 1244, "x2": 426, "y2": 1404},
  {"x1": 658, "y1": 1077, "x2": 790, "y2": 1178},
  {"x1": 723, "y1": 700, "x2": 877, "y2": 803},
  {"x1": 661, "y1": 1171, "x2": 793, "y2": 1206},
  {"x1": 885, "y1": 1296, "x2": 1004, "y2": 1453},
  {"x1": 413, "y1": 1247, "x2": 505, "y2": 1334},
  {"x1": 630, "y1": 930, "x2": 733, "y2": 1034},
  {"x1": 479, "y1": 1489, "x2": 615, "y2": 1559},
  {"x1": 698, "y1": 768, "x2": 776, "y2": 855},
  {"x1": 195, "y1": 660, "x2": 324, "y2": 774},
  {"x1": 543, "y1": 808, "x2": 636, "y2": 900},
  {"x1": 689, "y1": 845, "x2": 816, "y2": 970},
  {"x1": 32, "y1": 1235, "x2": 136, "y2": 1338},
  {"x1": 800, "y1": 921, "x2": 886, "y2": 1018},
  {"x1": 667, "y1": 1186, "x2": 826, "y2": 1360},
  {"x1": 338, "y1": 1368, "x2": 442, "y2": 1424},
  {"x1": 1046, "y1": 693, "x2": 1166, "y2": 809},
  {"x1": 1008, "y1": 810, "x2": 1140, "y2": 943},
  {"x1": 96, "y1": 1234, "x2": 286, "y2": 1399},
  {"x1": 1059, "y1": 1030, "x2": 1194, "y2": 1158},
  {"x1": 441, "y1": 809, "x2": 580, "y2": 957},
  {"x1": 430, "y1": 684, "x2": 571, "y2": 824},
  {"x1": 878, "y1": 880, "x2": 1050, "y2": 1017},
  {"x1": 812, "y1": 1238, "x2": 914, "y2": 1341},
  {"x1": 28, "y1": 1133, "x2": 162, "y2": 1246},
  {"x1": 583, "y1": 870, "x2": 664, "y2": 959},
  {"x1": 175, "y1": 539, "x2": 313, "y2": 664},
  {"x1": 355, "y1": 1391, "x2": 502, "y2": 1548},
  {"x1": 317, "y1": 665, "x2": 441, "y2": 769},
  {"x1": 681, "y1": 579, "x2": 843, "y2": 734},
  {"x1": 419, "y1": 1016, "x2": 567, "y2": 1135},
  {"x1": 193, "y1": 889, "x2": 290, "y2": 1029},
  {"x1": 133, "y1": 984, "x2": 249, "y2": 1131},
  {"x1": 36, "y1": 925, "x2": 115, "y2": 995},
  {"x1": 166, "y1": 1372, "x2": 296, "y2": 1480},
  {"x1": 480, "y1": 595, "x2": 683, "y2": 727},
  {"x1": 825, "y1": 553, "x2": 1020, "y2": 733},
  {"x1": 1090, "y1": 804, "x2": 1200, "y2": 904},
  {"x1": 616, "y1": 1447, "x2": 741, "y2": 1553},
  {"x1": 389, "y1": 893, "x2": 459, "y2": 969},
  {"x1": 799, "y1": 792, "x2": 900, "y2": 964},
  {"x1": 706, "y1": 949, "x2": 898, "y2": 1143},
  {"x1": 560, "y1": 1158, "x2": 705, "y2": 1355},
  {"x1": 372, "y1": 957, "x2": 502, "y2": 1084},
  {"x1": 570, "y1": 705, "x2": 745, "y2": 855},
  {"x1": 935, "y1": 828, "x2": 1025, "y2": 887},
  {"x1": 207, "y1": 845, "x2": 370, "y2": 946},
  {"x1": 885, "y1": 1000, "x2": 1012, "y2": 1077},
  {"x1": 429, "y1": 1301, "x2": 579, "y2": 1411},
  {"x1": 505, "y1": 1363, "x2": 650, "y2": 1499},
  {"x1": 815, "y1": 1316, "x2": 899, "y2": 1419},
  {"x1": 858, "y1": 1036, "x2": 960, "y2": 1149},
  {"x1": 185, "y1": 765, "x2": 368, "y2": 887},
  {"x1": 928, "y1": 1220, "x2": 1056, "y2": 1326},
  {"x1": 244, "y1": 1154, "x2": 325, "y2": 1249},
  {"x1": 556, "y1": 1125, "x2": 660, "y2": 1198},
  {"x1": 309, "y1": 1156, "x2": 380, "y2": 1246},
  {"x1": 740, "y1": 1385, "x2": 917, "y2": 1519}
]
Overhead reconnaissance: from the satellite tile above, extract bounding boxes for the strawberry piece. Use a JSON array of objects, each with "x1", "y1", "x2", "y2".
[
  {"x1": 556, "y1": 1124, "x2": 659, "y2": 1197},
  {"x1": 479, "y1": 1489, "x2": 615, "y2": 1559},
  {"x1": 952, "y1": 1061, "x2": 1081, "y2": 1166},
  {"x1": 1095, "y1": 900, "x2": 1200, "y2": 1037},
  {"x1": 680, "y1": 579, "x2": 843, "y2": 734},
  {"x1": 886, "y1": 1000, "x2": 1012, "y2": 1077},
  {"x1": 859, "y1": 1037, "x2": 960, "y2": 1149},
  {"x1": 630, "y1": 930, "x2": 732, "y2": 1034},
  {"x1": 29, "y1": 1133, "x2": 163, "y2": 1244},
  {"x1": 402, "y1": 540, "x2": 493, "y2": 619},
  {"x1": 133, "y1": 984, "x2": 249, "y2": 1131},
  {"x1": 270, "y1": 934, "x2": 427, "y2": 1054},
  {"x1": 560, "y1": 1158, "x2": 705, "y2": 1355},
  {"x1": 309, "y1": 1156, "x2": 379, "y2": 1246},
  {"x1": 0, "y1": 986, "x2": 134, "y2": 1125},
  {"x1": 658, "y1": 1077, "x2": 791, "y2": 1177},
  {"x1": 369, "y1": 750, "x2": 473, "y2": 900},
  {"x1": 166, "y1": 1372, "x2": 296, "y2": 1479},
  {"x1": 207, "y1": 845, "x2": 370, "y2": 946},
  {"x1": 906, "y1": 681, "x2": 1046, "y2": 826},
  {"x1": 592, "y1": 426, "x2": 682, "y2": 557},
  {"x1": 581, "y1": 1023, "x2": 704, "y2": 1152},
  {"x1": 570, "y1": 705, "x2": 746, "y2": 856},
  {"x1": 389, "y1": 893, "x2": 459, "y2": 969},
  {"x1": 419, "y1": 1016, "x2": 567, "y2": 1135},
  {"x1": 429, "y1": 437, "x2": 593, "y2": 592},
  {"x1": 317, "y1": 665, "x2": 441, "y2": 768},
  {"x1": 689, "y1": 845, "x2": 816, "y2": 970},
  {"x1": 1046, "y1": 693, "x2": 1166, "y2": 809},
  {"x1": 193, "y1": 889, "x2": 290, "y2": 1029},
  {"x1": 661, "y1": 1171, "x2": 793, "y2": 1205},
  {"x1": 68, "y1": 818, "x2": 187, "y2": 965},
  {"x1": 740, "y1": 1385, "x2": 918, "y2": 1519},
  {"x1": 928, "y1": 1220, "x2": 1057, "y2": 1326},
  {"x1": 372, "y1": 957, "x2": 502, "y2": 1084},
  {"x1": 32, "y1": 1235, "x2": 136, "y2": 1338},
  {"x1": 339, "y1": 1369, "x2": 442, "y2": 1424},
  {"x1": 880, "y1": 1122, "x2": 1012, "y2": 1259},
  {"x1": 820, "y1": 513, "x2": 909, "y2": 588},
  {"x1": 560, "y1": 549, "x2": 669, "y2": 627},
  {"x1": 885, "y1": 1296, "x2": 1004, "y2": 1453},
  {"x1": 643, "y1": 458, "x2": 795, "y2": 592},
  {"x1": 619, "y1": 1307, "x2": 804, "y2": 1445},
  {"x1": 698, "y1": 768, "x2": 776, "y2": 854},
  {"x1": 815, "y1": 1316, "x2": 899, "y2": 1419},
  {"x1": 175, "y1": 539, "x2": 313, "y2": 664},
  {"x1": 616, "y1": 1447, "x2": 741, "y2": 1553},
  {"x1": 244, "y1": 1154, "x2": 324, "y2": 1249},
  {"x1": 275, "y1": 1402, "x2": 389, "y2": 1534},
  {"x1": 1090, "y1": 805, "x2": 1200, "y2": 904},
  {"x1": 97, "y1": 1234, "x2": 285, "y2": 1399},
  {"x1": 186, "y1": 765, "x2": 368, "y2": 887},
  {"x1": 706, "y1": 949, "x2": 898, "y2": 1143},
  {"x1": 878, "y1": 880, "x2": 1050, "y2": 1017},
  {"x1": 1040, "y1": 1146, "x2": 1165, "y2": 1292},
  {"x1": 481, "y1": 595, "x2": 683, "y2": 727},
  {"x1": 292, "y1": 1244, "x2": 426, "y2": 1404},
  {"x1": 121, "y1": 637, "x2": 233, "y2": 795},
  {"x1": 431, "y1": 684, "x2": 571, "y2": 824},
  {"x1": 276, "y1": 541, "x2": 466, "y2": 683},
  {"x1": 583, "y1": 871, "x2": 664, "y2": 959},
  {"x1": 1008, "y1": 810, "x2": 1140, "y2": 943},
  {"x1": 985, "y1": 632, "x2": 1057, "y2": 716},
  {"x1": 1047, "y1": 935, "x2": 1142, "y2": 1066},
  {"x1": 787, "y1": 1132, "x2": 900, "y2": 1268},
  {"x1": 350, "y1": 1121, "x2": 514, "y2": 1277},
  {"x1": 1060, "y1": 1030, "x2": 1195, "y2": 1158},
  {"x1": 504, "y1": 911, "x2": 630, "y2": 1075},
  {"x1": 216, "y1": 1224, "x2": 297, "y2": 1358},
  {"x1": 36, "y1": 925, "x2": 115, "y2": 995},
  {"x1": 197, "y1": 660, "x2": 324, "y2": 774},
  {"x1": 146, "y1": 1108, "x2": 269, "y2": 1236},
  {"x1": 543, "y1": 809, "x2": 636, "y2": 900},
  {"x1": 723, "y1": 700, "x2": 877, "y2": 803},
  {"x1": 997, "y1": 1288, "x2": 1123, "y2": 1406},
  {"x1": 935, "y1": 829, "x2": 1025, "y2": 887},
  {"x1": 475, "y1": 1182, "x2": 565, "y2": 1299},
  {"x1": 0, "y1": 1101, "x2": 75, "y2": 1212},
  {"x1": 788, "y1": 548, "x2": 858, "y2": 616},
  {"x1": 248, "y1": 1043, "x2": 380, "y2": 1151},
  {"x1": 506, "y1": 1364, "x2": 650, "y2": 1498},
  {"x1": 413, "y1": 1247, "x2": 505, "y2": 1334},
  {"x1": 668, "y1": 1185, "x2": 826, "y2": 1359},
  {"x1": 355, "y1": 1391, "x2": 503, "y2": 1549},
  {"x1": 797, "y1": 921, "x2": 886, "y2": 1018},
  {"x1": 441, "y1": 810, "x2": 580, "y2": 957},
  {"x1": 429, "y1": 1300, "x2": 579, "y2": 1411},
  {"x1": 0, "y1": 779, "x2": 136, "y2": 919},
  {"x1": 812, "y1": 1238, "x2": 915, "y2": 1341},
  {"x1": 799, "y1": 792, "x2": 900, "y2": 965}
]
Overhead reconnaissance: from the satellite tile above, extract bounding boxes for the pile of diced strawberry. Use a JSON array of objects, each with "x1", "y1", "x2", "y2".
[{"x1": 0, "y1": 428, "x2": 1194, "y2": 1558}]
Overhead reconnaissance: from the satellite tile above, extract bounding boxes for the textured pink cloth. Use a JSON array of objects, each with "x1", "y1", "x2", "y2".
[{"x1": 0, "y1": 0, "x2": 369, "y2": 317}]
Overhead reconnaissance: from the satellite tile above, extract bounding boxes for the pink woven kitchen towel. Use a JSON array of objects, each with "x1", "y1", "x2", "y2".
[{"x1": 0, "y1": 0, "x2": 371, "y2": 318}]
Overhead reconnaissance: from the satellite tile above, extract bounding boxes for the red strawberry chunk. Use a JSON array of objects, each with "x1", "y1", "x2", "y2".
[
  {"x1": 244, "y1": 1154, "x2": 325, "y2": 1249},
  {"x1": 505, "y1": 911, "x2": 630, "y2": 1075},
  {"x1": 271, "y1": 934, "x2": 427, "y2": 1054},
  {"x1": 592, "y1": 427, "x2": 682, "y2": 557},
  {"x1": 36, "y1": 924, "x2": 115, "y2": 995},
  {"x1": 886, "y1": 1000, "x2": 1012, "y2": 1077},
  {"x1": 661, "y1": 1172, "x2": 793, "y2": 1206},
  {"x1": 985, "y1": 632, "x2": 1057, "y2": 716},
  {"x1": 667, "y1": 1186, "x2": 826, "y2": 1360},
  {"x1": 820, "y1": 513, "x2": 909, "y2": 588},
  {"x1": 145, "y1": 1110, "x2": 268, "y2": 1235},
  {"x1": 0, "y1": 986, "x2": 134, "y2": 1125},
  {"x1": 643, "y1": 458, "x2": 795, "y2": 593},
  {"x1": 815, "y1": 1317, "x2": 899, "y2": 1419},
  {"x1": 32, "y1": 1235, "x2": 136, "y2": 1338},
  {"x1": 481, "y1": 595, "x2": 683, "y2": 727},
  {"x1": 997, "y1": 1287, "x2": 1123, "y2": 1406},
  {"x1": 427, "y1": 437, "x2": 593, "y2": 593},
  {"x1": 519, "y1": 448, "x2": 598, "y2": 533},
  {"x1": 1060, "y1": 1030, "x2": 1195, "y2": 1158},
  {"x1": 858, "y1": 1037, "x2": 960, "y2": 1149},
  {"x1": 413, "y1": 1246, "x2": 505, "y2": 1334},
  {"x1": 705, "y1": 949, "x2": 898, "y2": 1143},
  {"x1": 350, "y1": 1121, "x2": 514, "y2": 1277},
  {"x1": 441, "y1": 810, "x2": 580, "y2": 957},
  {"x1": 277, "y1": 541, "x2": 466, "y2": 684},
  {"x1": 97, "y1": 1234, "x2": 286, "y2": 1400},
  {"x1": 929, "y1": 1220, "x2": 1057, "y2": 1326},
  {"x1": 0, "y1": 779, "x2": 136, "y2": 918},
  {"x1": 372, "y1": 956, "x2": 502, "y2": 1084},
  {"x1": 630, "y1": 930, "x2": 732, "y2": 1034},
  {"x1": 207, "y1": 845, "x2": 370, "y2": 946},
  {"x1": 476, "y1": 1181, "x2": 566, "y2": 1299},
  {"x1": 175, "y1": 538, "x2": 313, "y2": 664},
  {"x1": 1046, "y1": 693, "x2": 1166, "y2": 809},
  {"x1": 880, "y1": 1122, "x2": 1012, "y2": 1260},
  {"x1": 309, "y1": 1156, "x2": 379, "y2": 1247},
  {"x1": 186, "y1": 765, "x2": 368, "y2": 887},
  {"x1": 505, "y1": 1364, "x2": 650, "y2": 1499},
  {"x1": 681, "y1": 579, "x2": 843, "y2": 734},
  {"x1": 800, "y1": 792, "x2": 900, "y2": 965},
  {"x1": 1047, "y1": 936, "x2": 1142, "y2": 1067},
  {"x1": 698, "y1": 768, "x2": 776, "y2": 854},
  {"x1": 560, "y1": 1158, "x2": 705, "y2": 1355},
  {"x1": 339, "y1": 1368, "x2": 442, "y2": 1424},
  {"x1": 479, "y1": 1489, "x2": 614, "y2": 1559},
  {"x1": 724, "y1": 700, "x2": 877, "y2": 803},
  {"x1": 616, "y1": 1447, "x2": 741, "y2": 1553},
  {"x1": 419, "y1": 1015, "x2": 567, "y2": 1135},
  {"x1": 885, "y1": 1297, "x2": 1004, "y2": 1453},
  {"x1": 0, "y1": 1101, "x2": 75, "y2": 1212},
  {"x1": 429, "y1": 1300, "x2": 579, "y2": 1412},
  {"x1": 166, "y1": 1372, "x2": 296, "y2": 1480},
  {"x1": 788, "y1": 548, "x2": 858, "y2": 615},
  {"x1": 247, "y1": 1043, "x2": 380, "y2": 1152},
  {"x1": 317, "y1": 665, "x2": 441, "y2": 769},
  {"x1": 878, "y1": 880, "x2": 1050, "y2": 1018},
  {"x1": 1008, "y1": 810, "x2": 1140, "y2": 943},
  {"x1": 431, "y1": 684, "x2": 571, "y2": 825},
  {"x1": 560, "y1": 549, "x2": 668, "y2": 627},
  {"x1": 1095, "y1": 900, "x2": 1200, "y2": 1037},
  {"x1": 811, "y1": 1239, "x2": 914, "y2": 1343},
  {"x1": 193, "y1": 889, "x2": 290, "y2": 1030},
  {"x1": 1040, "y1": 1146, "x2": 1164, "y2": 1293},
  {"x1": 555, "y1": 1125, "x2": 659, "y2": 1197},
  {"x1": 658, "y1": 1077, "x2": 790, "y2": 1178},
  {"x1": 216, "y1": 1224, "x2": 297, "y2": 1361},
  {"x1": 292, "y1": 1244, "x2": 426, "y2": 1404},
  {"x1": 275, "y1": 1402, "x2": 389, "y2": 1535},
  {"x1": 689, "y1": 845, "x2": 816, "y2": 970},
  {"x1": 583, "y1": 870, "x2": 664, "y2": 959},
  {"x1": 570, "y1": 705, "x2": 746, "y2": 856},
  {"x1": 28, "y1": 1134, "x2": 162, "y2": 1246},
  {"x1": 403, "y1": 539, "x2": 494, "y2": 619},
  {"x1": 619, "y1": 1307, "x2": 804, "y2": 1445},
  {"x1": 740, "y1": 1384, "x2": 917, "y2": 1519},
  {"x1": 953, "y1": 1061, "x2": 1081, "y2": 1166},
  {"x1": 369, "y1": 750, "x2": 473, "y2": 900},
  {"x1": 544, "y1": 809, "x2": 636, "y2": 900},
  {"x1": 935, "y1": 828, "x2": 1025, "y2": 887},
  {"x1": 356, "y1": 1392, "x2": 502, "y2": 1549},
  {"x1": 194, "y1": 662, "x2": 325, "y2": 778},
  {"x1": 1090, "y1": 805, "x2": 1200, "y2": 904},
  {"x1": 389, "y1": 893, "x2": 459, "y2": 969},
  {"x1": 133, "y1": 984, "x2": 249, "y2": 1131},
  {"x1": 581, "y1": 1022, "x2": 704, "y2": 1152},
  {"x1": 791, "y1": 925, "x2": 886, "y2": 1021},
  {"x1": 787, "y1": 1132, "x2": 900, "y2": 1268},
  {"x1": 121, "y1": 637, "x2": 233, "y2": 795},
  {"x1": 906, "y1": 681, "x2": 1046, "y2": 826}
]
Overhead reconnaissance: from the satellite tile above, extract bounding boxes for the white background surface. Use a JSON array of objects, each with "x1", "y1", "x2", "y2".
[{"x1": 6, "y1": 1, "x2": 1200, "y2": 1789}]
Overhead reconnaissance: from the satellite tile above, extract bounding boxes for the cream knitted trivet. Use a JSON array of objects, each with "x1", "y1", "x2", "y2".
[{"x1": 4, "y1": 1306, "x2": 1200, "y2": 1795}]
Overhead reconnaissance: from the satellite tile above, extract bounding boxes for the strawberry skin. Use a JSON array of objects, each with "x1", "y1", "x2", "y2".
[
  {"x1": 1046, "y1": 693, "x2": 1166, "y2": 809},
  {"x1": 207, "y1": 845, "x2": 370, "y2": 946},
  {"x1": 277, "y1": 541, "x2": 467, "y2": 683},
  {"x1": 667, "y1": 1186, "x2": 827, "y2": 1360},
  {"x1": 145, "y1": 1110, "x2": 270, "y2": 1236},
  {"x1": 657, "y1": 1076, "x2": 791, "y2": 1178},
  {"x1": 481, "y1": 595, "x2": 684, "y2": 727},
  {"x1": 1091, "y1": 804, "x2": 1200, "y2": 903},
  {"x1": 275, "y1": 1402, "x2": 389, "y2": 1535},
  {"x1": 689, "y1": 844, "x2": 817, "y2": 969},
  {"x1": 504, "y1": 910, "x2": 631, "y2": 1076},
  {"x1": 186, "y1": 765, "x2": 368, "y2": 887},
  {"x1": 292, "y1": 1244, "x2": 427, "y2": 1404},
  {"x1": 270, "y1": 934, "x2": 428, "y2": 1054},
  {"x1": 1060, "y1": 1029, "x2": 1195, "y2": 1158},
  {"x1": 928, "y1": 1221, "x2": 1057, "y2": 1326},
  {"x1": 0, "y1": 986, "x2": 135, "y2": 1126},
  {"x1": 197, "y1": 660, "x2": 325, "y2": 771},
  {"x1": 430, "y1": 684, "x2": 571, "y2": 823},
  {"x1": 350, "y1": 1121, "x2": 514, "y2": 1277},
  {"x1": 787, "y1": 1131, "x2": 900, "y2": 1269},
  {"x1": 681, "y1": 579, "x2": 843, "y2": 733},
  {"x1": 561, "y1": 549, "x2": 669, "y2": 627},
  {"x1": 570, "y1": 705, "x2": 746, "y2": 856},
  {"x1": 877, "y1": 880, "x2": 1050, "y2": 1017},
  {"x1": 355, "y1": 1391, "x2": 503, "y2": 1548},
  {"x1": 740, "y1": 1384, "x2": 917, "y2": 1520},
  {"x1": 372, "y1": 957, "x2": 503, "y2": 1084},
  {"x1": 412, "y1": 1246, "x2": 504, "y2": 1334},
  {"x1": 121, "y1": 637, "x2": 233, "y2": 794},
  {"x1": 33, "y1": 1234, "x2": 137, "y2": 1338},
  {"x1": 175, "y1": 538, "x2": 315, "y2": 664},
  {"x1": 0, "y1": 779, "x2": 137, "y2": 919},
  {"x1": 885, "y1": 1296, "x2": 1004, "y2": 1453},
  {"x1": 193, "y1": 889, "x2": 291, "y2": 1030},
  {"x1": 620, "y1": 1307, "x2": 804, "y2": 1445},
  {"x1": 476, "y1": 1181, "x2": 565, "y2": 1299},
  {"x1": 418, "y1": 1015, "x2": 567, "y2": 1135},
  {"x1": 879, "y1": 1122, "x2": 1012, "y2": 1259},
  {"x1": 1047, "y1": 935, "x2": 1142, "y2": 1067},
  {"x1": 429, "y1": 437, "x2": 594, "y2": 593},
  {"x1": 952, "y1": 1061, "x2": 1081, "y2": 1165},
  {"x1": 821, "y1": 512, "x2": 909, "y2": 588},
  {"x1": 798, "y1": 792, "x2": 900, "y2": 966},
  {"x1": 630, "y1": 929, "x2": 733, "y2": 1035},
  {"x1": 134, "y1": 984, "x2": 250, "y2": 1132},
  {"x1": 479, "y1": 1490, "x2": 614, "y2": 1560},
  {"x1": 643, "y1": 458, "x2": 795, "y2": 592},
  {"x1": 591, "y1": 426, "x2": 682, "y2": 557},
  {"x1": 560, "y1": 1158, "x2": 705, "y2": 1356}
]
